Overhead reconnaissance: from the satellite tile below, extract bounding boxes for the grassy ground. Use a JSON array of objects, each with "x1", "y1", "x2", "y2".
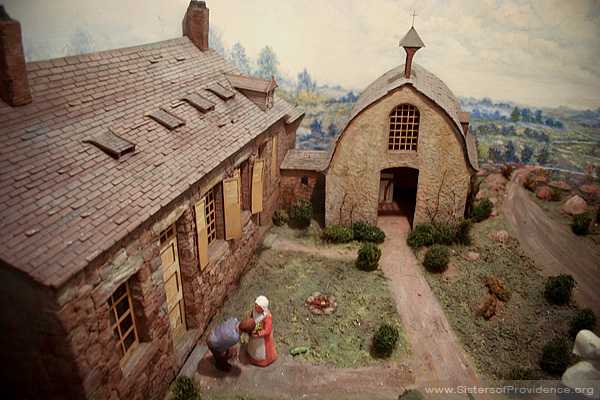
[
  {"x1": 413, "y1": 215, "x2": 582, "y2": 381},
  {"x1": 202, "y1": 223, "x2": 410, "y2": 369}
]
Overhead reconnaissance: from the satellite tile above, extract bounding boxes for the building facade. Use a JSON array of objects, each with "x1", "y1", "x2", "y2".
[{"x1": 0, "y1": 2, "x2": 303, "y2": 399}]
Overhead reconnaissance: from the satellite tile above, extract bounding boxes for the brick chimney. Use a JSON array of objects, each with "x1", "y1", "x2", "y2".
[
  {"x1": 399, "y1": 27, "x2": 425, "y2": 79},
  {"x1": 182, "y1": 1, "x2": 209, "y2": 52},
  {"x1": 0, "y1": 6, "x2": 31, "y2": 106}
]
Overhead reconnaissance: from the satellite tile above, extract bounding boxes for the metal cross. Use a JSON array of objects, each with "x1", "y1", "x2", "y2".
[{"x1": 411, "y1": 10, "x2": 418, "y2": 27}]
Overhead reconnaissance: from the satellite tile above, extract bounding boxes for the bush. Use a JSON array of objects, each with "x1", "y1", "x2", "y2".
[
  {"x1": 407, "y1": 224, "x2": 435, "y2": 247},
  {"x1": 272, "y1": 209, "x2": 289, "y2": 226},
  {"x1": 454, "y1": 220, "x2": 472, "y2": 245},
  {"x1": 546, "y1": 190, "x2": 562, "y2": 202},
  {"x1": 398, "y1": 389, "x2": 424, "y2": 400},
  {"x1": 357, "y1": 242, "x2": 381, "y2": 271},
  {"x1": 289, "y1": 199, "x2": 313, "y2": 229},
  {"x1": 433, "y1": 222, "x2": 455, "y2": 245},
  {"x1": 372, "y1": 323, "x2": 399, "y2": 354},
  {"x1": 572, "y1": 212, "x2": 591, "y2": 235},
  {"x1": 353, "y1": 222, "x2": 386, "y2": 243},
  {"x1": 423, "y1": 244, "x2": 451, "y2": 273},
  {"x1": 501, "y1": 165, "x2": 513, "y2": 180},
  {"x1": 523, "y1": 174, "x2": 538, "y2": 192},
  {"x1": 470, "y1": 199, "x2": 494, "y2": 222},
  {"x1": 544, "y1": 274, "x2": 575, "y2": 305},
  {"x1": 321, "y1": 224, "x2": 354, "y2": 243},
  {"x1": 569, "y1": 308, "x2": 597, "y2": 338},
  {"x1": 172, "y1": 376, "x2": 200, "y2": 400},
  {"x1": 540, "y1": 339, "x2": 571, "y2": 375}
]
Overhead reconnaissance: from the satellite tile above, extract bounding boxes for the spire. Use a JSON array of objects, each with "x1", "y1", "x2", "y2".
[{"x1": 399, "y1": 26, "x2": 425, "y2": 79}]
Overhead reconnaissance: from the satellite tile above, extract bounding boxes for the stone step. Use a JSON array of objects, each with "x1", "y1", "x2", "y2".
[{"x1": 178, "y1": 344, "x2": 208, "y2": 377}]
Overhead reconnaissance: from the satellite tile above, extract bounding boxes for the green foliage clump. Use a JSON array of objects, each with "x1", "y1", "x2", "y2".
[
  {"x1": 289, "y1": 199, "x2": 313, "y2": 229},
  {"x1": 172, "y1": 376, "x2": 200, "y2": 400},
  {"x1": 372, "y1": 323, "x2": 399, "y2": 354},
  {"x1": 544, "y1": 274, "x2": 575, "y2": 305},
  {"x1": 353, "y1": 222, "x2": 386, "y2": 243},
  {"x1": 470, "y1": 199, "x2": 494, "y2": 222},
  {"x1": 572, "y1": 212, "x2": 592, "y2": 235},
  {"x1": 540, "y1": 339, "x2": 571, "y2": 375},
  {"x1": 407, "y1": 224, "x2": 435, "y2": 247},
  {"x1": 272, "y1": 209, "x2": 289, "y2": 226},
  {"x1": 321, "y1": 224, "x2": 354, "y2": 243},
  {"x1": 423, "y1": 244, "x2": 451, "y2": 273},
  {"x1": 433, "y1": 222, "x2": 455, "y2": 245},
  {"x1": 356, "y1": 242, "x2": 381, "y2": 271},
  {"x1": 398, "y1": 389, "x2": 424, "y2": 400},
  {"x1": 454, "y1": 219, "x2": 472, "y2": 245},
  {"x1": 569, "y1": 308, "x2": 597, "y2": 338}
]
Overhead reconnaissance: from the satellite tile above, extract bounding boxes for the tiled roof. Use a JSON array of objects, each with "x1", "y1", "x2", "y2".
[
  {"x1": 281, "y1": 150, "x2": 328, "y2": 171},
  {"x1": 323, "y1": 63, "x2": 478, "y2": 172},
  {"x1": 0, "y1": 37, "x2": 304, "y2": 288},
  {"x1": 225, "y1": 74, "x2": 278, "y2": 93}
]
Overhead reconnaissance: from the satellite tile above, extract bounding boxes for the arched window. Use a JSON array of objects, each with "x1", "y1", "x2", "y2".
[{"x1": 388, "y1": 104, "x2": 419, "y2": 151}]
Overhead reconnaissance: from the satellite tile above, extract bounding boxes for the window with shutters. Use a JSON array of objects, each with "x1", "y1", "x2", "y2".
[
  {"x1": 388, "y1": 104, "x2": 419, "y2": 151},
  {"x1": 203, "y1": 187, "x2": 217, "y2": 245},
  {"x1": 271, "y1": 135, "x2": 278, "y2": 181},
  {"x1": 108, "y1": 281, "x2": 139, "y2": 366}
]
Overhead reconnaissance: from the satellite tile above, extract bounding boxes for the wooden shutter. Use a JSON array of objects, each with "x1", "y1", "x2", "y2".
[
  {"x1": 223, "y1": 177, "x2": 242, "y2": 239},
  {"x1": 271, "y1": 135, "x2": 278, "y2": 181},
  {"x1": 194, "y1": 200, "x2": 209, "y2": 270},
  {"x1": 252, "y1": 159, "x2": 265, "y2": 214}
]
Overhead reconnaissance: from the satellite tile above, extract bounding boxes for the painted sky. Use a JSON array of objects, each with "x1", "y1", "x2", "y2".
[{"x1": 3, "y1": 0, "x2": 600, "y2": 110}]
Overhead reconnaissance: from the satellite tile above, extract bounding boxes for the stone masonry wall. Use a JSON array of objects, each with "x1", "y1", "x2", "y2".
[
  {"x1": 280, "y1": 171, "x2": 325, "y2": 212},
  {"x1": 325, "y1": 86, "x2": 471, "y2": 227}
]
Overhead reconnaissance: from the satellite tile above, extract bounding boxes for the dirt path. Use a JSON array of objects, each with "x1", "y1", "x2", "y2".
[
  {"x1": 193, "y1": 218, "x2": 491, "y2": 399},
  {"x1": 504, "y1": 168, "x2": 600, "y2": 317}
]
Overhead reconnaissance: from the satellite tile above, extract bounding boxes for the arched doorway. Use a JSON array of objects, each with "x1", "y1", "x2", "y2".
[{"x1": 378, "y1": 167, "x2": 418, "y2": 227}]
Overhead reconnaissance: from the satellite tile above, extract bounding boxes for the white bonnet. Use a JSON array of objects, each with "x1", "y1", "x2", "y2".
[{"x1": 255, "y1": 295, "x2": 269, "y2": 311}]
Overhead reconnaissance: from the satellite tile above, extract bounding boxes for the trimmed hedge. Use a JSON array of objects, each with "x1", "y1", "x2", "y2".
[
  {"x1": 572, "y1": 212, "x2": 591, "y2": 235},
  {"x1": 272, "y1": 209, "x2": 289, "y2": 226},
  {"x1": 454, "y1": 220, "x2": 472, "y2": 245},
  {"x1": 423, "y1": 244, "x2": 451, "y2": 273},
  {"x1": 569, "y1": 308, "x2": 597, "y2": 338},
  {"x1": 353, "y1": 222, "x2": 386, "y2": 243},
  {"x1": 407, "y1": 224, "x2": 436, "y2": 247},
  {"x1": 544, "y1": 274, "x2": 575, "y2": 305},
  {"x1": 372, "y1": 323, "x2": 399, "y2": 354},
  {"x1": 289, "y1": 199, "x2": 313, "y2": 229},
  {"x1": 407, "y1": 221, "x2": 472, "y2": 247},
  {"x1": 540, "y1": 339, "x2": 571, "y2": 375},
  {"x1": 470, "y1": 199, "x2": 494, "y2": 222},
  {"x1": 357, "y1": 242, "x2": 381, "y2": 271},
  {"x1": 321, "y1": 224, "x2": 354, "y2": 243}
]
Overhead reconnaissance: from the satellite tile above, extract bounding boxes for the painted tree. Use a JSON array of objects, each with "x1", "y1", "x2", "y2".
[
  {"x1": 521, "y1": 108, "x2": 534, "y2": 123},
  {"x1": 503, "y1": 141, "x2": 519, "y2": 163},
  {"x1": 534, "y1": 110, "x2": 544, "y2": 124},
  {"x1": 209, "y1": 28, "x2": 227, "y2": 58},
  {"x1": 326, "y1": 122, "x2": 338, "y2": 137},
  {"x1": 229, "y1": 42, "x2": 252, "y2": 75},
  {"x1": 521, "y1": 143, "x2": 535, "y2": 164},
  {"x1": 256, "y1": 45, "x2": 280, "y2": 79},
  {"x1": 537, "y1": 145, "x2": 551, "y2": 165},
  {"x1": 297, "y1": 68, "x2": 316, "y2": 93},
  {"x1": 510, "y1": 107, "x2": 520, "y2": 122},
  {"x1": 310, "y1": 119, "x2": 323, "y2": 137}
]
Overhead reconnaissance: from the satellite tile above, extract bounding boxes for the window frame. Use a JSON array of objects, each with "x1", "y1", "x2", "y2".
[
  {"x1": 107, "y1": 281, "x2": 139, "y2": 366},
  {"x1": 388, "y1": 104, "x2": 420, "y2": 151},
  {"x1": 203, "y1": 186, "x2": 217, "y2": 246}
]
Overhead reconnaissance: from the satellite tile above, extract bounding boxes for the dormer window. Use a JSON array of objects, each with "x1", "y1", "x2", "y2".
[
  {"x1": 225, "y1": 74, "x2": 278, "y2": 111},
  {"x1": 388, "y1": 104, "x2": 419, "y2": 151},
  {"x1": 266, "y1": 90, "x2": 274, "y2": 110}
]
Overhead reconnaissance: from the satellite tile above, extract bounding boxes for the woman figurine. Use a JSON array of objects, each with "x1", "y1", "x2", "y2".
[{"x1": 246, "y1": 295, "x2": 277, "y2": 366}]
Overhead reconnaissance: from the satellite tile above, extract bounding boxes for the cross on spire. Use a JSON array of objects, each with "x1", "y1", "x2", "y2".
[{"x1": 411, "y1": 10, "x2": 418, "y2": 27}]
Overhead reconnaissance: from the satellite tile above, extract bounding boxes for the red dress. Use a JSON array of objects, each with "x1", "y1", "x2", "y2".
[{"x1": 247, "y1": 310, "x2": 277, "y2": 366}]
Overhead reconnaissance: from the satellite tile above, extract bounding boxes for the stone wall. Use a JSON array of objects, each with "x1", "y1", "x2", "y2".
[
  {"x1": 2, "y1": 119, "x2": 298, "y2": 400},
  {"x1": 325, "y1": 86, "x2": 472, "y2": 227},
  {"x1": 280, "y1": 171, "x2": 325, "y2": 212}
]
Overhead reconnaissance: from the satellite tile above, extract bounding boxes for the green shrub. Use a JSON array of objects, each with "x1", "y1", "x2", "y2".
[
  {"x1": 289, "y1": 199, "x2": 313, "y2": 229},
  {"x1": 433, "y1": 222, "x2": 455, "y2": 245},
  {"x1": 504, "y1": 367, "x2": 540, "y2": 398},
  {"x1": 321, "y1": 224, "x2": 354, "y2": 243},
  {"x1": 572, "y1": 212, "x2": 592, "y2": 235},
  {"x1": 423, "y1": 244, "x2": 451, "y2": 273},
  {"x1": 569, "y1": 308, "x2": 597, "y2": 338},
  {"x1": 544, "y1": 274, "x2": 575, "y2": 305},
  {"x1": 407, "y1": 224, "x2": 435, "y2": 247},
  {"x1": 357, "y1": 242, "x2": 381, "y2": 271},
  {"x1": 398, "y1": 389, "x2": 424, "y2": 400},
  {"x1": 272, "y1": 209, "x2": 289, "y2": 226},
  {"x1": 454, "y1": 219, "x2": 472, "y2": 245},
  {"x1": 470, "y1": 198, "x2": 494, "y2": 222},
  {"x1": 353, "y1": 222, "x2": 386, "y2": 243},
  {"x1": 540, "y1": 339, "x2": 571, "y2": 375},
  {"x1": 372, "y1": 323, "x2": 399, "y2": 354},
  {"x1": 172, "y1": 376, "x2": 200, "y2": 400}
]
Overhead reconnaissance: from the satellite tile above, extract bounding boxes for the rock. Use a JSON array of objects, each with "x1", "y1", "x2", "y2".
[
  {"x1": 533, "y1": 175, "x2": 548, "y2": 183},
  {"x1": 490, "y1": 209, "x2": 499, "y2": 218},
  {"x1": 562, "y1": 195, "x2": 589, "y2": 216},
  {"x1": 477, "y1": 170, "x2": 488, "y2": 177},
  {"x1": 493, "y1": 230, "x2": 510, "y2": 244},
  {"x1": 466, "y1": 252, "x2": 481, "y2": 262},
  {"x1": 549, "y1": 181, "x2": 573, "y2": 191},
  {"x1": 489, "y1": 197, "x2": 498, "y2": 206},
  {"x1": 580, "y1": 184, "x2": 600, "y2": 195},
  {"x1": 483, "y1": 173, "x2": 507, "y2": 192},
  {"x1": 537, "y1": 186, "x2": 552, "y2": 200},
  {"x1": 475, "y1": 191, "x2": 485, "y2": 201}
]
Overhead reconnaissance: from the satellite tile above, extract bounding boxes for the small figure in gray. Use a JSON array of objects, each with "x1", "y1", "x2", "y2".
[{"x1": 206, "y1": 317, "x2": 255, "y2": 372}]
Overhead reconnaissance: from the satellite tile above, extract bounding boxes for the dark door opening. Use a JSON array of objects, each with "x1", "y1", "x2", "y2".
[{"x1": 378, "y1": 167, "x2": 418, "y2": 227}]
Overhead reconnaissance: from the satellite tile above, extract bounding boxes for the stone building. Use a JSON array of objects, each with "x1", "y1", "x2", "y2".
[
  {"x1": 0, "y1": 2, "x2": 303, "y2": 399},
  {"x1": 282, "y1": 27, "x2": 478, "y2": 227}
]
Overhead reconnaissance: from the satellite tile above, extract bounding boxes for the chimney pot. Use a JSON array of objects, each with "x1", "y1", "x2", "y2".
[
  {"x1": 183, "y1": 1, "x2": 209, "y2": 52},
  {"x1": 0, "y1": 6, "x2": 32, "y2": 106}
]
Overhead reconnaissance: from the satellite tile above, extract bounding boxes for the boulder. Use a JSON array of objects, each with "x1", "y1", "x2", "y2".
[
  {"x1": 549, "y1": 181, "x2": 573, "y2": 191},
  {"x1": 562, "y1": 195, "x2": 589, "y2": 216},
  {"x1": 466, "y1": 252, "x2": 481, "y2": 262},
  {"x1": 483, "y1": 173, "x2": 507, "y2": 192},
  {"x1": 580, "y1": 184, "x2": 600, "y2": 195},
  {"x1": 493, "y1": 230, "x2": 510, "y2": 244},
  {"x1": 533, "y1": 175, "x2": 548, "y2": 183},
  {"x1": 490, "y1": 209, "x2": 499, "y2": 218},
  {"x1": 475, "y1": 191, "x2": 485, "y2": 201},
  {"x1": 537, "y1": 186, "x2": 552, "y2": 200}
]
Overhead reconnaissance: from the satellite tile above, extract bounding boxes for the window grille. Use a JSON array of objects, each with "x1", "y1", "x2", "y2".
[{"x1": 388, "y1": 104, "x2": 419, "y2": 151}]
